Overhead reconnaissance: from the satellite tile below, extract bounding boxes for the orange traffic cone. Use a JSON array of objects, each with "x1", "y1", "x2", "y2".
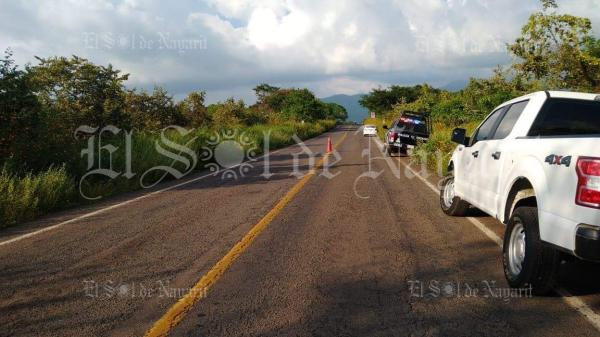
[{"x1": 326, "y1": 137, "x2": 333, "y2": 153}]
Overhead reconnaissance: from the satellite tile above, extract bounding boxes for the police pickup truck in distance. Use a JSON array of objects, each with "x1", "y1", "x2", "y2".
[
  {"x1": 383, "y1": 112, "x2": 431, "y2": 156},
  {"x1": 440, "y1": 91, "x2": 600, "y2": 294}
]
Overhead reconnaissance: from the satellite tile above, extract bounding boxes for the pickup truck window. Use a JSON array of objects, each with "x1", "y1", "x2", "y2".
[
  {"x1": 528, "y1": 98, "x2": 600, "y2": 136},
  {"x1": 492, "y1": 100, "x2": 529, "y2": 139},
  {"x1": 472, "y1": 107, "x2": 506, "y2": 145}
]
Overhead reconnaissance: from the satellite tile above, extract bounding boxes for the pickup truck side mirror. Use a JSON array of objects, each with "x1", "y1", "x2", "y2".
[
  {"x1": 451, "y1": 128, "x2": 468, "y2": 146},
  {"x1": 383, "y1": 125, "x2": 389, "y2": 130}
]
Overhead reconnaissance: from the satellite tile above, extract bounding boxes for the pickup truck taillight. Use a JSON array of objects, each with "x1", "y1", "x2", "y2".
[
  {"x1": 576, "y1": 157, "x2": 600, "y2": 209},
  {"x1": 389, "y1": 132, "x2": 398, "y2": 142}
]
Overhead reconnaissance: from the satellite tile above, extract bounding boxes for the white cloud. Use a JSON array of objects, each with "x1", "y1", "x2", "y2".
[
  {"x1": 247, "y1": 7, "x2": 311, "y2": 49},
  {"x1": 206, "y1": 0, "x2": 288, "y2": 20},
  {"x1": 1, "y1": 0, "x2": 599, "y2": 103},
  {"x1": 313, "y1": 76, "x2": 385, "y2": 97}
]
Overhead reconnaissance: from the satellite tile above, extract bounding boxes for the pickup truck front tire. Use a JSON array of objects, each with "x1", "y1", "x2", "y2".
[
  {"x1": 440, "y1": 174, "x2": 470, "y2": 216},
  {"x1": 503, "y1": 207, "x2": 559, "y2": 295}
]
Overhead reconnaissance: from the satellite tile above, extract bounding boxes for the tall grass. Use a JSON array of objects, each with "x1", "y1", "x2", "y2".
[
  {"x1": 0, "y1": 120, "x2": 337, "y2": 228},
  {"x1": 0, "y1": 165, "x2": 75, "y2": 228}
]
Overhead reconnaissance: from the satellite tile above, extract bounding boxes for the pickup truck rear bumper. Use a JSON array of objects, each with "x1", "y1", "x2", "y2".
[
  {"x1": 575, "y1": 225, "x2": 600, "y2": 261},
  {"x1": 398, "y1": 134, "x2": 428, "y2": 146},
  {"x1": 388, "y1": 142, "x2": 412, "y2": 149}
]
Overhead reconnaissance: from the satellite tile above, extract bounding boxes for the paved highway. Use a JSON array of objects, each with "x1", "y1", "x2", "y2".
[{"x1": 2, "y1": 126, "x2": 600, "y2": 337}]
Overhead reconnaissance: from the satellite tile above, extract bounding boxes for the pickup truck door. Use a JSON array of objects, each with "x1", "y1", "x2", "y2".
[
  {"x1": 465, "y1": 107, "x2": 508, "y2": 215},
  {"x1": 472, "y1": 101, "x2": 529, "y2": 216},
  {"x1": 473, "y1": 140, "x2": 503, "y2": 216},
  {"x1": 455, "y1": 139, "x2": 480, "y2": 202}
]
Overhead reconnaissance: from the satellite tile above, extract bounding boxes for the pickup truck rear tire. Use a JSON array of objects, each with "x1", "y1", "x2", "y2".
[
  {"x1": 385, "y1": 145, "x2": 393, "y2": 157},
  {"x1": 503, "y1": 206, "x2": 559, "y2": 295},
  {"x1": 399, "y1": 145, "x2": 408, "y2": 156},
  {"x1": 440, "y1": 174, "x2": 470, "y2": 216}
]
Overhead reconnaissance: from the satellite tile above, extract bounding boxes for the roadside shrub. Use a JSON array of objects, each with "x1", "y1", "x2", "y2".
[
  {"x1": 0, "y1": 119, "x2": 337, "y2": 228},
  {"x1": 412, "y1": 121, "x2": 479, "y2": 175},
  {"x1": 0, "y1": 51, "x2": 341, "y2": 228},
  {"x1": 0, "y1": 165, "x2": 75, "y2": 228}
]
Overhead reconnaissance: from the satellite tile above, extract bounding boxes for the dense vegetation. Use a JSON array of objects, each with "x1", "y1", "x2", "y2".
[
  {"x1": 0, "y1": 55, "x2": 344, "y2": 228},
  {"x1": 362, "y1": 0, "x2": 600, "y2": 173}
]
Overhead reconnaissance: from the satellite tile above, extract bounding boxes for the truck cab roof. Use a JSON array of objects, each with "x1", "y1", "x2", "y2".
[{"x1": 499, "y1": 91, "x2": 600, "y2": 110}]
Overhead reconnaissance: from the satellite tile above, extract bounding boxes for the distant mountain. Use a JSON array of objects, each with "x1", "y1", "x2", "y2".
[
  {"x1": 440, "y1": 80, "x2": 468, "y2": 91},
  {"x1": 321, "y1": 94, "x2": 369, "y2": 123}
]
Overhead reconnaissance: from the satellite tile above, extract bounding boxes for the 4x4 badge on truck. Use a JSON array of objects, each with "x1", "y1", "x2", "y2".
[{"x1": 545, "y1": 155, "x2": 572, "y2": 167}]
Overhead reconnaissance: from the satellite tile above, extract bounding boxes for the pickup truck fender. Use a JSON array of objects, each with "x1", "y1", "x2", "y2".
[
  {"x1": 448, "y1": 147, "x2": 467, "y2": 197},
  {"x1": 499, "y1": 154, "x2": 548, "y2": 225},
  {"x1": 448, "y1": 150, "x2": 458, "y2": 173}
]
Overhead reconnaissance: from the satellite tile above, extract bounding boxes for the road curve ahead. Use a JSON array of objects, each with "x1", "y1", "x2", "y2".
[{"x1": 1, "y1": 126, "x2": 600, "y2": 337}]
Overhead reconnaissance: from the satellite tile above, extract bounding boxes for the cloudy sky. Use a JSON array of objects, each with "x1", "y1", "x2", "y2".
[{"x1": 1, "y1": 0, "x2": 599, "y2": 103}]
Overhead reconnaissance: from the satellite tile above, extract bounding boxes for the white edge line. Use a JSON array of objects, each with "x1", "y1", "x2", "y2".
[
  {"x1": 373, "y1": 137, "x2": 600, "y2": 332},
  {"x1": 0, "y1": 133, "x2": 322, "y2": 247},
  {"x1": 557, "y1": 289, "x2": 600, "y2": 332}
]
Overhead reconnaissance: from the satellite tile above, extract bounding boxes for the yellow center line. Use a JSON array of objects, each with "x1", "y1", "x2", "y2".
[{"x1": 144, "y1": 132, "x2": 348, "y2": 337}]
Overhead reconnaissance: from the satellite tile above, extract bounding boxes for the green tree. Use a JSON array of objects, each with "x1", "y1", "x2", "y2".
[
  {"x1": 261, "y1": 89, "x2": 289, "y2": 113},
  {"x1": 323, "y1": 103, "x2": 348, "y2": 122},
  {"x1": 253, "y1": 83, "x2": 280, "y2": 103},
  {"x1": 177, "y1": 90, "x2": 209, "y2": 127},
  {"x1": 0, "y1": 49, "x2": 44, "y2": 169},
  {"x1": 240, "y1": 106, "x2": 269, "y2": 125},
  {"x1": 584, "y1": 37, "x2": 600, "y2": 58},
  {"x1": 279, "y1": 89, "x2": 325, "y2": 122},
  {"x1": 460, "y1": 69, "x2": 528, "y2": 119},
  {"x1": 508, "y1": 0, "x2": 600, "y2": 90},
  {"x1": 541, "y1": 0, "x2": 557, "y2": 10},
  {"x1": 359, "y1": 85, "x2": 423, "y2": 115},
  {"x1": 391, "y1": 84, "x2": 441, "y2": 117},
  {"x1": 250, "y1": 85, "x2": 336, "y2": 123},
  {"x1": 125, "y1": 87, "x2": 183, "y2": 130},
  {"x1": 210, "y1": 98, "x2": 246, "y2": 127},
  {"x1": 28, "y1": 55, "x2": 129, "y2": 129}
]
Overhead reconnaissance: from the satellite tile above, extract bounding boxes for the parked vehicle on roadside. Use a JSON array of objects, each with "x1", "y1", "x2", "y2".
[
  {"x1": 440, "y1": 91, "x2": 600, "y2": 294},
  {"x1": 363, "y1": 124, "x2": 378, "y2": 137},
  {"x1": 383, "y1": 112, "x2": 431, "y2": 156}
]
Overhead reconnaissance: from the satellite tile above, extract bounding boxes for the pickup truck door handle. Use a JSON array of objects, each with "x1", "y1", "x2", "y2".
[
  {"x1": 492, "y1": 151, "x2": 502, "y2": 160},
  {"x1": 472, "y1": 151, "x2": 479, "y2": 158}
]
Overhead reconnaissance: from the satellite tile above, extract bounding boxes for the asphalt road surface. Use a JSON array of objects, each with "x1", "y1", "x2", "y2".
[{"x1": 2, "y1": 126, "x2": 600, "y2": 337}]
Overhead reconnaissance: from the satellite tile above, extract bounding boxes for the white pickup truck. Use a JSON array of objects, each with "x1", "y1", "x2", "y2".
[{"x1": 440, "y1": 91, "x2": 600, "y2": 294}]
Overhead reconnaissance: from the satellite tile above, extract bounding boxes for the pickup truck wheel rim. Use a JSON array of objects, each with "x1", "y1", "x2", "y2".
[
  {"x1": 508, "y1": 222, "x2": 526, "y2": 276},
  {"x1": 443, "y1": 179, "x2": 455, "y2": 208}
]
